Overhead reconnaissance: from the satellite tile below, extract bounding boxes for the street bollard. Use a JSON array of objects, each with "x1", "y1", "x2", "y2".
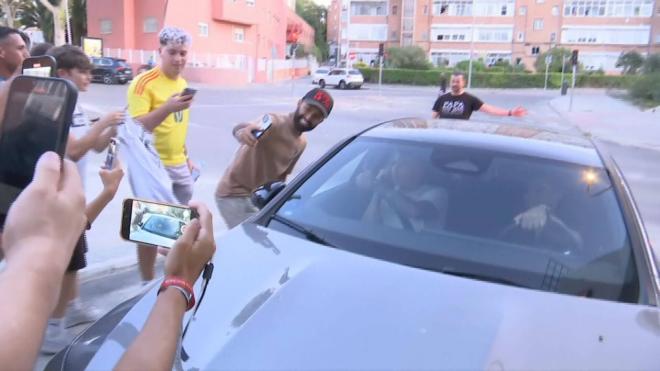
[{"x1": 561, "y1": 81, "x2": 568, "y2": 96}]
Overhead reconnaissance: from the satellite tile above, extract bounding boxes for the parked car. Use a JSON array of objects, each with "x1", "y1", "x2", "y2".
[
  {"x1": 130, "y1": 213, "x2": 186, "y2": 247},
  {"x1": 318, "y1": 68, "x2": 363, "y2": 89},
  {"x1": 90, "y1": 57, "x2": 133, "y2": 85},
  {"x1": 311, "y1": 68, "x2": 330, "y2": 84},
  {"x1": 47, "y1": 118, "x2": 659, "y2": 370}
]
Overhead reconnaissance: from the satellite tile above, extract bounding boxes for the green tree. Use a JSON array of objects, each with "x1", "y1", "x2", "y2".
[
  {"x1": 17, "y1": 0, "x2": 54, "y2": 43},
  {"x1": 0, "y1": 0, "x2": 22, "y2": 28},
  {"x1": 387, "y1": 46, "x2": 431, "y2": 70},
  {"x1": 296, "y1": 0, "x2": 328, "y2": 61},
  {"x1": 535, "y1": 48, "x2": 573, "y2": 73},
  {"x1": 615, "y1": 50, "x2": 644, "y2": 75},
  {"x1": 642, "y1": 53, "x2": 660, "y2": 74}
]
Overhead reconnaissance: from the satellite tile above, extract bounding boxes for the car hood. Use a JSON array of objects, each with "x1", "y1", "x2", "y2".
[{"x1": 87, "y1": 223, "x2": 660, "y2": 370}]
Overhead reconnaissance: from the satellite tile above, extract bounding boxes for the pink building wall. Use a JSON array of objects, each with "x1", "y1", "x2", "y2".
[{"x1": 87, "y1": 0, "x2": 315, "y2": 84}]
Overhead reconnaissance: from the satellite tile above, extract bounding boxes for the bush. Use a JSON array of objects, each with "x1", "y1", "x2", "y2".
[
  {"x1": 643, "y1": 54, "x2": 660, "y2": 74},
  {"x1": 387, "y1": 46, "x2": 432, "y2": 70},
  {"x1": 455, "y1": 59, "x2": 487, "y2": 73},
  {"x1": 357, "y1": 67, "x2": 635, "y2": 89},
  {"x1": 616, "y1": 51, "x2": 644, "y2": 75},
  {"x1": 629, "y1": 73, "x2": 660, "y2": 103}
]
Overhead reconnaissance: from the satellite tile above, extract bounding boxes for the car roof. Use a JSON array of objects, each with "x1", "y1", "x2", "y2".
[{"x1": 362, "y1": 118, "x2": 603, "y2": 168}]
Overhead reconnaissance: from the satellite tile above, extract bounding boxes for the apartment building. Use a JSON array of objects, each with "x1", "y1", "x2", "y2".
[
  {"x1": 87, "y1": 0, "x2": 315, "y2": 84},
  {"x1": 328, "y1": 0, "x2": 660, "y2": 72}
]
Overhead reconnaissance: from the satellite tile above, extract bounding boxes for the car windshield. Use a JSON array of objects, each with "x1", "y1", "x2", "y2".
[
  {"x1": 116, "y1": 60, "x2": 129, "y2": 67},
  {"x1": 142, "y1": 215, "x2": 182, "y2": 239},
  {"x1": 316, "y1": 69, "x2": 328, "y2": 74},
  {"x1": 349, "y1": 70, "x2": 361, "y2": 75},
  {"x1": 271, "y1": 136, "x2": 639, "y2": 303}
]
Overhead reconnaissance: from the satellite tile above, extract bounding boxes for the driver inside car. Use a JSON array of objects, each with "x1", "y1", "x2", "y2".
[
  {"x1": 356, "y1": 152, "x2": 448, "y2": 232},
  {"x1": 511, "y1": 177, "x2": 583, "y2": 250}
]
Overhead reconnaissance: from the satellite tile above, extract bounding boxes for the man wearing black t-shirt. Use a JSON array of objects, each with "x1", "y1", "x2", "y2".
[{"x1": 432, "y1": 72, "x2": 527, "y2": 120}]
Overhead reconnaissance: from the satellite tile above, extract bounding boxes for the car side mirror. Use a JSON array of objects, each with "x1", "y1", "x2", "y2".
[{"x1": 251, "y1": 181, "x2": 286, "y2": 210}]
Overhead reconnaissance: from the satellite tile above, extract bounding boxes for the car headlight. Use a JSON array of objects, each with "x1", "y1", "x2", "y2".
[{"x1": 44, "y1": 289, "x2": 150, "y2": 371}]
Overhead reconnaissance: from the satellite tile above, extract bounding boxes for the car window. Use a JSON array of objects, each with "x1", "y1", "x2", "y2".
[
  {"x1": 102, "y1": 58, "x2": 113, "y2": 66},
  {"x1": 316, "y1": 69, "x2": 328, "y2": 74},
  {"x1": 142, "y1": 215, "x2": 183, "y2": 239},
  {"x1": 271, "y1": 137, "x2": 639, "y2": 304},
  {"x1": 116, "y1": 60, "x2": 129, "y2": 67},
  {"x1": 349, "y1": 70, "x2": 361, "y2": 75}
]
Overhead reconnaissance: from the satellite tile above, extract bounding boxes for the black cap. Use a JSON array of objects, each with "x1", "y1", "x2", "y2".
[{"x1": 302, "y1": 88, "x2": 333, "y2": 118}]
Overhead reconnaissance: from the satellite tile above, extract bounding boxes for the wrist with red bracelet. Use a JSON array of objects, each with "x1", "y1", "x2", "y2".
[{"x1": 158, "y1": 277, "x2": 195, "y2": 311}]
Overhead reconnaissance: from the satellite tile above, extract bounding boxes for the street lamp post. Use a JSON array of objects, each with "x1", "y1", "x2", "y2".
[{"x1": 467, "y1": 2, "x2": 476, "y2": 89}]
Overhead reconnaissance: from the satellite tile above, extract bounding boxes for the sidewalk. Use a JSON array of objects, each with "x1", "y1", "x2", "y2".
[{"x1": 549, "y1": 90, "x2": 660, "y2": 151}]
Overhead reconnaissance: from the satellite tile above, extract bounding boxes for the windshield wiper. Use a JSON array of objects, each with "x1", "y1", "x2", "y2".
[
  {"x1": 440, "y1": 268, "x2": 528, "y2": 288},
  {"x1": 270, "y1": 214, "x2": 336, "y2": 248}
]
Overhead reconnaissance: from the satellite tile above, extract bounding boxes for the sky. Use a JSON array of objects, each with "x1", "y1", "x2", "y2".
[{"x1": 312, "y1": 0, "x2": 332, "y2": 6}]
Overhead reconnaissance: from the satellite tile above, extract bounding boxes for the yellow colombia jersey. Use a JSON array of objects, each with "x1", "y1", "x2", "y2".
[{"x1": 127, "y1": 67, "x2": 189, "y2": 166}]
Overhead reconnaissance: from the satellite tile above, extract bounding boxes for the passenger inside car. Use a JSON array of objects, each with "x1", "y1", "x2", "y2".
[{"x1": 358, "y1": 152, "x2": 448, "y2": 232}]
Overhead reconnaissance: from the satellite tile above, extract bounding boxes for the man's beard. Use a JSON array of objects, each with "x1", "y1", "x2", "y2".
[{"x1": 293, "y1": 108, "x2": 314, "y2": 133}]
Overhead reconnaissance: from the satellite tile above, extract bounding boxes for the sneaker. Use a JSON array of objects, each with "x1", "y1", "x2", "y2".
[
  {"x1": 41, "y1": 320, "x2": 70, "y2": 354},
  {"x1": 65, "y1": 299, "x2": 104, "y2": 328}
]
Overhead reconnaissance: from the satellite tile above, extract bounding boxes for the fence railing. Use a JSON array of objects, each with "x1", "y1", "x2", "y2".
[{"x1": 103, "y1": 48, "x2": 310, "y2": 72}]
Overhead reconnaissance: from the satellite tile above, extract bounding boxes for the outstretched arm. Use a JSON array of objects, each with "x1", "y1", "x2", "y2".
[{"x1": 479, "y1": 104, "x2": 527, "y2": 117}]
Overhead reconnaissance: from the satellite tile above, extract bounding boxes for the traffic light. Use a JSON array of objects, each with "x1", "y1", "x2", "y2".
[
  {"x1": 571, "y1": 50, "x2": 579, "y2": 66},
  {"x1": 378, "y1": 43, "x2": 384, "y2": 57}
]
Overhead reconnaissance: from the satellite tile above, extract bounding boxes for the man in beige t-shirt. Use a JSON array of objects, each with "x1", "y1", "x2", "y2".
[{"x1": 216, "y1": 88, "x2": 334, "y2": 228}]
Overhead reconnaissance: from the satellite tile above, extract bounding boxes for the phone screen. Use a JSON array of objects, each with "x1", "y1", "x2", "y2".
[
  {"x1": 253, "y1": 114, "x2": 272, "y2": 139},
  {"x1": 123, "y1": 199, "x2": 195, "y2": 248},
  {"x1": 0, "y1": 77, "x2": 76, "y2": 220},
  {"x1": 23, "y1": 66, "x2": 53, "y2": 78}
]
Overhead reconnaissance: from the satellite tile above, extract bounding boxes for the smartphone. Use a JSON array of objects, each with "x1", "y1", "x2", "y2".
[
  {"x1": 121, "y1": 198, "x2": 198, "y2": 248},
  {"x1": 181, "y1": 88, "x2": 197, "y2": 97},
  {"x1": 104, "y1": 138, "x2": 118, "y2": 169},
  {"x1": 0, "y1": 76, "x2": 78, "y2": 222},
  {"x1": 22, "y1": 56, "x2": 57, "y2": 78},
  {"x1": 252, "y1": 114, "x2": 273, "y2": 139}
]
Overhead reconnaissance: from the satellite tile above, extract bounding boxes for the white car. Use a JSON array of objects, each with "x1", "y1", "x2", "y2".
[
  {"x1": 311, "y1": 68, "x2": 330, "y2": 84},
  {"x1": 318, "y1": 68, "x2": 364, "y2": 89}
]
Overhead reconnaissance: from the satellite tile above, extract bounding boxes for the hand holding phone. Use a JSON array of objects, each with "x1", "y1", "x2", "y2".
[
  {"x1": 181, "y1": 88, "x2": 197, "y2": 97},
  {"x1": 99, "y1": 157, "x2": 124, "y2": 198},
  {"x1": 251, "y1": 114, "x2": 273, "y2": 139},
  {"x1": 121, "y1": 199, "x2": 199, "y2": 249},
  {"x1": 103, "y1": 138, "x2": 118, "y2": 169},
  {"x1": 164, "y1": 201, "x2": 216, "y2": 285}
]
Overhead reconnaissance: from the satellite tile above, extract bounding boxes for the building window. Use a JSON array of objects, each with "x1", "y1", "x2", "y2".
[
  {"x1": 519, "y1": 6, "x2": 527, "y2": 15},
  {"x1": 391, "y1": 30, "x2": 398, "y2": 39},
  {"x1": 564, "y1": 0, "x2": 653, "y2": 18},
  {"x1": 246, "y1": 0, "x2": 255, "y2": 6},
  {"x1": 347, "y1": 24, "x2": 388, "y2": 41},
  {"x1": 392, "y1": 5, "x2": 398, "y2": 15},
  {"x1": 550, "y1": 32, "x2": 557, "y2": 42},
  {"x1": 100, "y1": 19, "x2": 112, "y2": 34},
  {"x1": 198, "y1": 23, "x2": 209, "y2": 37},
  {"x1": 233, "y1": 27, "x2": 245, "y2": 43},
  {"x1": 531, "y1": 46, "x2": 541, "y2": 55},
  {"x1": 517, "y1": 32, "x2": 524, "y2": 41},
  {"x1": 561, "y1": 26, "x2": 650, "y2": 45},
  {"x1": 424, "y1": 5, "x2": 429, "y2": 14},
  {"x1": 552, "y1": 5, "x2": 560, "y2": 15},
  {"x1": 144, "y1": 17, "x2": 158, "y2": 33},
  {"x1": 433, "y1": 0, "x2": 482, "y2": 16},
  {"x1": 351, "y1": 1, "x2": 387, "y2": 16},
  {"x1": 533, "y1": 19, "x2": 544, "y2": 30}
]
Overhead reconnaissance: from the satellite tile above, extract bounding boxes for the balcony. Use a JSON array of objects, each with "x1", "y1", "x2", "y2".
[{"x1": 211, "y1": 0, "x2": 258, "y2": 25}]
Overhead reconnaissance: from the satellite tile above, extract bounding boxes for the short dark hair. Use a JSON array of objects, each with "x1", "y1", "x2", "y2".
[
  {"x1": 30, "y1": 42, "x2": 54, "y2": 57},
  {"x1": 0, "y1": 26, "x2": 29, "y2": 47},
  {"x1": 451, "y1": 71, "x2": 466, "y2": 80},
  {"x1": 47, "y1": 44, "x2": 93, "y2": 71}
]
